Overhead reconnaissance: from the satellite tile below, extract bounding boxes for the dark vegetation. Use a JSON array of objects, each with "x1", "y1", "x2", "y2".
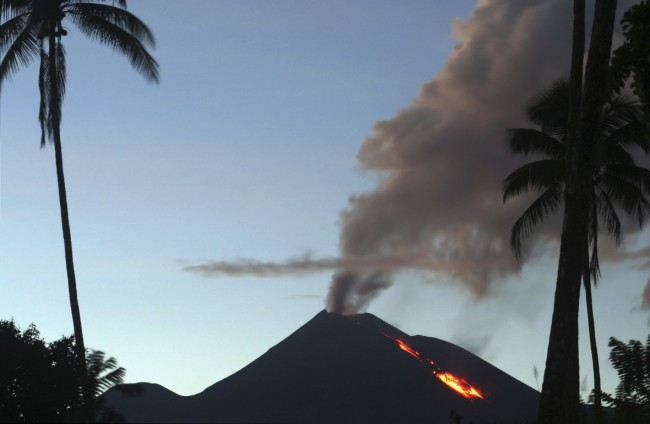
[
  {"x1": 599, "y1": 335, "x2": 650, "y2": 423},
  {"x1": 0, "y1": 319, "x2": 139, "y2": 423}
]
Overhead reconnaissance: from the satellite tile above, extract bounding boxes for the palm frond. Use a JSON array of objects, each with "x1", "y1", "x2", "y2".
[
  {"x1": 598, "y1": 96, "x2": 649, "y2": 152},
  {"x1": 54, "y1": 40, "x2": 66, "y2": 119},
  {"x1": 605, "y1": 164, "x2": 650, "y2": 196},
  {"x1": 599, "y1": 142, "x2": 636, "y2": 167},
  {"x1": 525, "y1": 78, "x2": 569, "y2": 137},
  {"x1": 510, "y1": 184, "x2": 564, "y2": 258},
  {"x1": 600, "y1": 172, "x2": 650, "y2": 228},
  {"x1": 38, "y1": 43, "x2": 48, "y2": 145},
  {"x1": 602, "y1": 121, "x2": 650, "y2": 155},
  {"x1": 587, "y1": 193, "x2": 601, "y2": 285},
  {"x1": 86, "y1": 349, "x2": 126, "y2": 397},
  {"x1": 0, "y1": 0, "x2": 30, "y2": 21},
  {"x1": 0, "y1": 12, "x2": 29, "y2": 54},
  {"x1": 506, "y1": 128, "x2": 566, "y2": 158},
  {"x1": 596, "y1": 187, "x2": 622, "y2": 245},
  {"x1": 97, "y1": 366, "x2": 126, "y2": 395},
  {"x1": 68, "y1": 9, "x2": 159, "y2": 83},
  {"x1": 503, "y1": 159, "x2": 564, "y2": 202},
  {"x1": 66, "y1": 2, "x2": 155, "y2": 47},
  {"x1": 601, "y1": 94, "x2": 643, "y2": 129},
  {"x1": 0, "y1": 21, "x2": 39, "y2": 86}
]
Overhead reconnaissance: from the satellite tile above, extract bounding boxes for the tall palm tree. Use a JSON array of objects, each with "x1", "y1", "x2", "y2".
[
  {"x1": 503, "y1": 79, "x2": 650, "y2": 416},
  {"x1": 535, "y1": 2, "x2": 618, "y2": 421},
  {"x1": 0, "y1": 0, "x2": 158, "y2": 418}
]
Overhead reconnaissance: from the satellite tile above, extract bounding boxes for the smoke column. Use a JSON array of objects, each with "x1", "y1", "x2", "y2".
[
  {"x1": 326, "y1": 0, "x2": 638, "y2": 314},
  {"x1": 183, "y1": 0, "x2": 645, "y2": 318}
]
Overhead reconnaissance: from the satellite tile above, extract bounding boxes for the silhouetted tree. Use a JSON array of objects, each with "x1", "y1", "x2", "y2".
[
  {"x1": 0, "y1": 1, "x2": 158, "y2": 419},
  {"x1": 87, "y1": 349, "x2": 142, "y2": 423},
  {"x1": 610, "y1": 0, "x2": 650, "y2": 118},
  {"x1": 503, "y1": 79, "x2": 650, "y2": 416},
  {"x1": 532, "y1": 0, "x2": 618, "y2": 422},
  {"x1": 600, "y1": 335, "x2": 650, "y2": 423},
  {"x1": 0, "y1": 319, "x2": 136, "y2": 422}
]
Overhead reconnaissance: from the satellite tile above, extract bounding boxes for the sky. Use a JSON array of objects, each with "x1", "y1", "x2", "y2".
[{"x1": 1, "y1": 0, "x2": 650, "y2": 399}]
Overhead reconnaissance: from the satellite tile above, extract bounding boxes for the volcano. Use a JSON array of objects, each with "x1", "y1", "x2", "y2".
[{"x1": 103, "y1": 310, "x2": 539, "y2": 423}]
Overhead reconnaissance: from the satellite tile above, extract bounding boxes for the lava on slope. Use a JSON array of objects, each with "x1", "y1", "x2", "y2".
[
  {"x1": 382, "y1": 332, "x2": 485, "y2": 400},
  {"x1": 348, "y1": 315, "x2": 485, "y2": 401}
]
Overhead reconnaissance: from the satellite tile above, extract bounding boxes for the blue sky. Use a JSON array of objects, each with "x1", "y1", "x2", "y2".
[{"x1": 2, "y1": 0, "x2": 649, "y2": 399}]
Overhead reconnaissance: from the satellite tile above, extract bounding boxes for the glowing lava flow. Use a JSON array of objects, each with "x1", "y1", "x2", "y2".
[
  {"x1": 382, "y1": 333, "x2": 485, "y2": 400},
  {"x1": 436, "y1": 372, "x2": 485, "y2": 400}
]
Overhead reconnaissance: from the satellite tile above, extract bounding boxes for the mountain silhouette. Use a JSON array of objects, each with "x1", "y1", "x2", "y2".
[{"x1": 103, "y1": 310, "x2": 539, "y2": 423}]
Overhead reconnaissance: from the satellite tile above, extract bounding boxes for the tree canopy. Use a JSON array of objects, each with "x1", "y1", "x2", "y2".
[{"x1": 0, "y1": 320, "x2": 137, "y2": 423}]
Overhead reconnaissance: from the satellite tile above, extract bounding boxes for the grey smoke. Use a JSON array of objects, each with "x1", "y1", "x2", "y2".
[
  {"x1": 185, "y1": 0, "x2": 647, "y2": 321},
  {"x1": 326, "y1": 0, "x2": 576, "y2": 313},
  {"x1": 325, "y1": 0, "x2": 645, "y2": 314},
  {"x1": 183, "y1": 252, "x2": 431, "y2": 277}
]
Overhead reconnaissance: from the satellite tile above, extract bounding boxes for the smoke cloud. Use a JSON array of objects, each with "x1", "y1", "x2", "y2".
[
  {"x1": 326, "y1": 0, "x2": 577, "y2": 313},
  {"x1": 185, "y1": 0, "x2": 647, "y2": 318},
  {"x1": 325, "y1": 0, "x2": 645, "y2": 313}
]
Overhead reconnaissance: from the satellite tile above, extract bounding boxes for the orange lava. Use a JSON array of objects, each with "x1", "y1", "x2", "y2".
[
  {"x1": 381, "y1": 332, "x2": 485, "y2": 401},
  {"x1": 435, "y1": 372, "x2": 485, "y2": 400},
  {"x1": 396, "y1": 339, "x2": 421, "y2": 360}
]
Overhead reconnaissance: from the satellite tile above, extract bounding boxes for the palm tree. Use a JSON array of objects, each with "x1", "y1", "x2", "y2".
[
  {"x1": 0, "y1": 0, "x2": 158, "y2": 419},
  {"x1": 86, "y1": 349, "x2": 142, "y2": 423},
  {"x1": 503, "y1": 79, "x2": 650, "y2": 416},
  {"x1": 535, "y1": 3, "x2": 618, "y2": 421}
]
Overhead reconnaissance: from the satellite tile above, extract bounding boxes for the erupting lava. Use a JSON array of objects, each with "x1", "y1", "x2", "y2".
[
  {"x1": 381, "y1": 333, "x2": 485, "y2": 400},
  {"x1": 436, "y1": 372, "x2": 485, "y2": 400}
]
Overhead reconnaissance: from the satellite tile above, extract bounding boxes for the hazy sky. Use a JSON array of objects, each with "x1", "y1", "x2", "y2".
[{"x1": 2, "y1": 0, "x2": 649, "y2": 399}]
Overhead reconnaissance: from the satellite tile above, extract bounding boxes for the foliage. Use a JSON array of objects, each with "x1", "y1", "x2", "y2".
[
  {"x1": 0, "y1": 320, "x2": 137, "y2": 423},
  {"x1": 503, "y1": 78, "x2": 650, "y2": 264},
  {"x1": 610, "y1": 0, "x2": 650, "y2": 118},
  {"x1": 504, "y1": 78, "x2": 650, "y2": 419},
  {"x1": 600, "y1": 335, "x2": 650, "y2": 423}
]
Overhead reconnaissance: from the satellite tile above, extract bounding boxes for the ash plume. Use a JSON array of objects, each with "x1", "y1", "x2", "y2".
[
  {"x1": 326, "y1": 0, "x2": 575, "y2": 313},
  {"x1": 184, "y1": 0, "x2": 646, "y2": 319},
  {"x1": 326, "y1": 0, "x2": 643, "y2": 313}
]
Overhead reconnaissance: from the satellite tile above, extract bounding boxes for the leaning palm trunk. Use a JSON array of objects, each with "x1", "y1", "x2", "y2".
[
  {"x1": 47, "y1": 31, "x2": 93, "y2": 422},
  {"x1": 584, "y1": 265, "x2": 602, "y2": 416},
  {"x1": 586, "y1": 195, "x2": 602, "y2": 418}
]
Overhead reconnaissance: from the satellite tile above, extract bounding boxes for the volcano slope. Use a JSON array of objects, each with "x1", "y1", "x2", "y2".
[{"x1": 102, "y1": 310, "x2": 539, "y2": 423}]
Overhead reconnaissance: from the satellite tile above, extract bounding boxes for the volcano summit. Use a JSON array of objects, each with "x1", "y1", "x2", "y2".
[{"x1": 103, "y1": 310, "x2": 539, "y2": 423}]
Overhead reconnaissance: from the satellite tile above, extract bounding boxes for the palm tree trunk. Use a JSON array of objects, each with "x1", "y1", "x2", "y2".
[
  {"x1": 584, "y1": 268, "x2": 602, "y2": 416},
  {"x1": 48, "y1": 32, "x2": 94, "y2": 422},
  {"x1": 538, "y1": 2, "x2": 617, "y2": 422},
  {"x1": 538, "y1": 196, "x2": 586, "y2": 423},
  {"x1": 538, "y1": 2, "x2": 585, "y2": 422}
]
